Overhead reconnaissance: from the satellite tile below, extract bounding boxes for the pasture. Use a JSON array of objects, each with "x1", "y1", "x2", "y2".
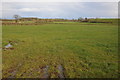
[{"x1": 2, "y1": 22, "x2": 118, "y2": 78}]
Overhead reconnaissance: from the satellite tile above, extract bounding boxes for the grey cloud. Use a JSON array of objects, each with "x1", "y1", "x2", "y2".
[{"x1": 1, "y1": 2, "x2": 118, "y2": 19}]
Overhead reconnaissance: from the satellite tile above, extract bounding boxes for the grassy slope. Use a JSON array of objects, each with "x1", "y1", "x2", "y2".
[
  {"x1": 2, "y1": 22, "x2": 118, "y2": 78},
  {"x1": 89, "y1": 18, "x2": 118, "y2": 24}
]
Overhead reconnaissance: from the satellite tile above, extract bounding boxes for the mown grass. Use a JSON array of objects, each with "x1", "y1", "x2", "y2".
[{"x1": 2, "y1": 22, "x2": 118, "y2": 78}]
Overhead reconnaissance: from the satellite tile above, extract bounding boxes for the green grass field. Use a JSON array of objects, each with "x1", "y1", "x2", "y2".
[{"x1": 2, "y1": 22, "x2": 118, "y2": 78}]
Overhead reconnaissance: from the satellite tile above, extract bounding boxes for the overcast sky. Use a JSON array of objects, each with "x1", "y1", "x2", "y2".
[{"x1": 1, "y1": 2, "x2": 118, "y2": 19}]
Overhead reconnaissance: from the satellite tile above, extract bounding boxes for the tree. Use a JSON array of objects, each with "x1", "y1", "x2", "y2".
[
  {"x1": 78, "y1": 17, "x2": 83, "y2": 21},
  {"x1": 13, "y1": 15, "x2": 21, "y2": 23}
]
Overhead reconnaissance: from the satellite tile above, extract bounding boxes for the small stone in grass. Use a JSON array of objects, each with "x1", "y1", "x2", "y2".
[{"x1": 5, "y1": 43, "x2": 13, "y2": 48}]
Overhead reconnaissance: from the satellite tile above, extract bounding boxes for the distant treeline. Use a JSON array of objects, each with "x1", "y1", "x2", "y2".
[
  {"x1": 1, "y1": 17, "x2": 118, "y2": 25},
  {"x1": 1, "y1": 18, "x2": 78, "y2": 22}
]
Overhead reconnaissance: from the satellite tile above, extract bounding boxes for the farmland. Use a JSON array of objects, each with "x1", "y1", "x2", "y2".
[{"x1": 2, "y1": 21, "x2": 118, "y2": 78}]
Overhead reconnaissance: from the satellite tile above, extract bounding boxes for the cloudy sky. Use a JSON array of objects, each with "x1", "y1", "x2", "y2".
[{"x1": 1, "y1": 2, "x2": 118, "y2": 19}]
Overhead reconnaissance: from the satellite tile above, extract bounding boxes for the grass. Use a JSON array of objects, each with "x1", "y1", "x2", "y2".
[{"x1": 2, "y1": 22, "x2": 118, "y2": 78}]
